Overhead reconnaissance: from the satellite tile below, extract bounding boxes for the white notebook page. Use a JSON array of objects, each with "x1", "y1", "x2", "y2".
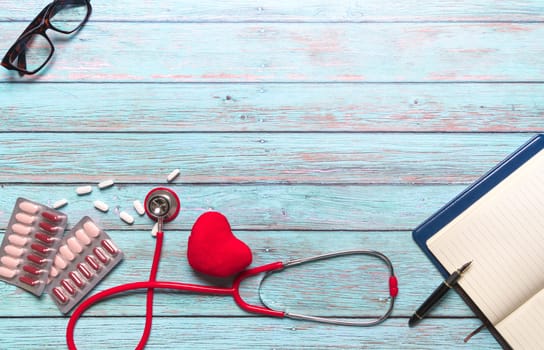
[
  {"x1": 496, "y1": 288, "x2": 544, "y2": 349},
  {"x1": 427, "y1": 148, "x2": 544, "y2": 326}
]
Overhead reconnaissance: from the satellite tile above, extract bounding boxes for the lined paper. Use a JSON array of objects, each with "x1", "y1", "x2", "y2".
[
  {"x1": 496, "y1": 289, "x2": 544, "y2": 349},
  {"x1": 427, "y1": 149, "x2": 544, "y2": 330}
]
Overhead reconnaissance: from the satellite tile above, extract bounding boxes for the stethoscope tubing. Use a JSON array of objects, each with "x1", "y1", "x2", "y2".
[
  {"x1": 67, "y1": 244, "x2": 398, "y2": 348},
  {"x1": 66, "y1": 231, "x2": 285, "y2": 350},
  {"x1": 259, "y1": 249, "x2": 397, "y2": 327},
  {"x1": 67, "y1": 186, "x2": 398, "y2": 348}
]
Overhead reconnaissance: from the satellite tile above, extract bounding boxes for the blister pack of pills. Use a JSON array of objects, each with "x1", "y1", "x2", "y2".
[
  {"x1": 0, "y1": 198, "x2": 68, "y2": 296},
  {"x1": 48, "y1": 216, "x2": 123, "y2": 314}
]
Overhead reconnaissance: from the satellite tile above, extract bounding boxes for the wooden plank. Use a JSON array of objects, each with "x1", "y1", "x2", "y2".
[
  {"x1": 0, "y1": 230, "x2": 477, "y2": 317},
  {"x1": 1, "y1": 83, "x2": 543, "y2": 132},
  {"x1": 1, "y1": 23, "x2": 543, "y2": 82},
  {"x1": 0, "y1": 317, "x2": 501, "y2": 349},
  {"x1": 0, "y1": 0, "x2": 542, "y2": 22},
  {"x1": 0, "y1": 133, "x2": 535, "y2": 184},
  {"x1": 0, "y1": 184, "x2": 463, "y2": 231}
]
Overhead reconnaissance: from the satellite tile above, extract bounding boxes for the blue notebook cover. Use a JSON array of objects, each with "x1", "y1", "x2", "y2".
[{"x1": 412, "y1": 134, "x2": 544, "y2": 279}]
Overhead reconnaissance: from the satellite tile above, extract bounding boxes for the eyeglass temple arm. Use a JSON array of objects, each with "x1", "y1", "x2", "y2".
[{"x1": 16, "y1": 5, "x2": 52, "y2": 40}]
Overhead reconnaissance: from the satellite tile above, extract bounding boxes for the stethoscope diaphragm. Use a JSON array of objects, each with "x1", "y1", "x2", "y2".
[{"x1": 144, "y1": 187, "x2": 180, "y2": 223}]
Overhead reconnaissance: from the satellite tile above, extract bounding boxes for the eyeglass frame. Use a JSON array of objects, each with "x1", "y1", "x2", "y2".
[{"x1": 1, "y1": 0, "x2": 92, "y2": 76}]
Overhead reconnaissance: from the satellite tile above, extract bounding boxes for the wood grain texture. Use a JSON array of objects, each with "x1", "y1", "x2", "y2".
[
  {"x1": 0, "y1": 133, "x2": 536, "y2": 184},
  {"x1": 1, "y1": 83, "x2": 543, "y2": 132},
  {"x1": 0, "y1": 230, "x2": 474, "y2": 317},
  {"x1": 0, "y1": 0, "x2": 538, "y2": 348},
  {"x1": 1, "y1": 23, "x2": 543, "y2": 82},
  {"x1": 0, "y1": 318, "x2": 501, "y2": 350},
  {"x1": 0, "y1": 184, "x2": 462, "y2": 231},
  {"x1": 0, "y1": 0, "x2": 542, "y2": 22}
]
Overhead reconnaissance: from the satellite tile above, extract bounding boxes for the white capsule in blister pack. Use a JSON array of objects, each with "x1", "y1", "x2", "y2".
[
  {"x1": 0, "y1": 198, "x2": 67, "y2": 296},
  {"x1": 48, "y1": 216, "x2": 124, "y2": 314}
]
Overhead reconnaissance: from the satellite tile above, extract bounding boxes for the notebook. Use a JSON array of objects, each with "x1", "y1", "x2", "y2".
[{"x1": 412, "y1": 134, "x2": 544, "y2": 350}]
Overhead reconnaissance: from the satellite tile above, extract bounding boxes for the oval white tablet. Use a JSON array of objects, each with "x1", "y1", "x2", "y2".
[
  {"x1": 133, "y1": 200, "x2": 145, "y2": 216},
  {"x1": 67, "y1": 237, "x2": 83, "y2": 254},
  {"x1": 75, "y1": 228, "x2": 92, "y2": 245},
  {"x1": 59, "y1": 245, "x2": 75, "y2": 261},
  {"x1": 93, "y1": 200, "x2": 109, "y2": 212},
  {"x1": 83, "y1": 221, "x2": 101, "y2": 238},
  {"x1": 0, "y1": 266, "x2": 16, "y2": 279},
  {"x1": 53, "y1": 198, "x2": 68, "y2": 209},
  {"x1": 18, "y1": 201, "x2": 39, "y2": 214},
  {"x1": 15, "y1": 212, "x2": 35, "y2": 225},
  {"x1": 54, "y1": 255, "x2": 68, "y2": 270},
  {"x1": 98, "y1": 179, "x2": 114, "y2": 189},
  {"x1": 151, "y1": 222, "x2": 159, "y2": 237},
  {"x1": 8, "y1": 234, "x2": 28, "y2": 247},
  {"x1": 120, "y1": 211, "x2": 134, "y2": 225},
  {"x1": 167, "y1": 168, "x2": 180, "y2": 182},
  {"x1": 49, "y1": 266, "x2": 59, "y2": 278},
  {"x1": 11, "y1": 223, "x2": 32, "y2": 236},
  {"x1": 4, "y1": 245, "x2": 24, "y2": 257},
  {"x1": 1, "y1": 256, "x2": 21, "y2": 269},
  {"x1": 76, "y1": 185, "x2": 92, "y2": 195}
]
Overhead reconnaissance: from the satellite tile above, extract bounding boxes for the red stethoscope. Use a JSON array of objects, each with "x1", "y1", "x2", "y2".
[{"x1": 66, "y1": 187, "x2": 398, "y2": 349}]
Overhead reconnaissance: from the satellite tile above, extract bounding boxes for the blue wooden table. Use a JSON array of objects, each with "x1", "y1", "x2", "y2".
[{"x1": 1, "y1": 1, "x2": 543, "y2": 349}]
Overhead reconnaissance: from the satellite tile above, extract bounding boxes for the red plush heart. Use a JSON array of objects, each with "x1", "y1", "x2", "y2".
[{"x1": 187, "y1": 211, "x2": 252, "y2": 278}]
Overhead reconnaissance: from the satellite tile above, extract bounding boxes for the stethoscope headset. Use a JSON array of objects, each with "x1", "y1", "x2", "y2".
[{"x1": 66, "y1": 187, "x2": 398, "y2": 349}]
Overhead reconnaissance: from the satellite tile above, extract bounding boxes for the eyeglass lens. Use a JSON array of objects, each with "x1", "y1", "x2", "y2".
[
  {"x1": 8, "y1": 34, "x2": 53, "y2": 73},
  {"x1": 6, "y1": 1, "x2": 89, "y2": 74},
  {"x1": 49, "y1": 1, "x2": 89, "y2": 33}
]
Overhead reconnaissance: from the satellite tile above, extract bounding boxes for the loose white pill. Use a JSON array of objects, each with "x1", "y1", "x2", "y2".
[
  {"x1": 4, "y1": 245, "x2": 24, "y2": 257},
  {"x1": 83, "y1": 221, "x2": 101, "y2": 238},
  {"x1": 93, "y1": 200, "x2": 109, "y2": 212},
  {"x1": 67, "y1": 237, "x2": 83, "y2": 254},
  {"x1": 151, "y1": 222, "x2": 159, "y2": 237},
  {"x1": 19, "y1": 201, "x2": 39, "y2": 214},
  {"x1": 75, "y1": 229, "x2": 92, "y2": 245},
  {"x1": 15, "y1": 212, "x2": 35, "y2": 225},
  {"x1": 133, "y1": 200, "x2": 145, "y2": 216},
  {"x1": 53, "y1": 199, "x2": 68, "y2": 209},
  {"x1": 1, "y1": 256, "x2": 21, "y2": 269},
  {"x1": 8, "y1": 234, "x2": 28, "y2": 247},
  {"x1": 0, "y1": 266, "x2": 16, "y2": 279},
  {"x1": 11, "y1": 223, "x2": 32, "y2": 236},
  {"x1": 59, "y1": 245, "x2": 75, "y2": 261},
  {"x1": 98, "y1": 179, "x2": 114, "y2": 189},
  {"x1": 76, "y1": 185, "x2": 93, "y2": 195},
  {"x1": 167, "y1": 168, "x2": 180, "y2": 182},
  {"x1": 120, "y1": 211, "x2": 134, "y2": 225}
]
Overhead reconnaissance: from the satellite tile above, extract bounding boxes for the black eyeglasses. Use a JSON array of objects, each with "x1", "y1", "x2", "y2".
[{"x1": 1, "y1": 0, "x2": 92, "y2": 76}]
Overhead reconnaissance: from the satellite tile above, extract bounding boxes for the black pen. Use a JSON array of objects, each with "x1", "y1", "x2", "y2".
[{"x1": 408, "y1": 261, "x2": 472, "y2": 327}]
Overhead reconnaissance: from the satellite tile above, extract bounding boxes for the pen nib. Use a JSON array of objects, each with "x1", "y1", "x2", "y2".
[{"x1": 459, "y1": 261, "x2": 472, "y2": 273}]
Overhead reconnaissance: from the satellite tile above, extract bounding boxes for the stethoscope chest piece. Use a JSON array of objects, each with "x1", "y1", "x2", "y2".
[{"x1": 144, "y1": 187, "x2": 181, "y2": 223}]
